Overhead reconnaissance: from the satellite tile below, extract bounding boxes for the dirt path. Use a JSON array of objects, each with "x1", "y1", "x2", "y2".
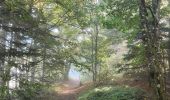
[{"x1": 55, "y1": 80, "x2": 92, "y2": 100}]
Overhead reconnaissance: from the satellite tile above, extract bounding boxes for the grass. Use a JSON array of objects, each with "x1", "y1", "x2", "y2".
[{"x1": 78, "y1": 86, "x2": 146, "y2": 100}]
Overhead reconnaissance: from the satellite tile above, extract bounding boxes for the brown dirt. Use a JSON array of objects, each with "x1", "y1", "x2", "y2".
[{"x1": 55, "y1": 81, "x2": 93, "y2": 100}]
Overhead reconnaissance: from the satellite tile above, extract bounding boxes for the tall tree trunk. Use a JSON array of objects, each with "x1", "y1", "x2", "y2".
[
  {"x1": 0, "y1": 33, "x2": 7, "y2": 99},
  {"x1": 0, "y1": 30, "x2": 5, "y2": 85},
  {"x1": 30, "y1": 40, "x2": 36, "y2": 82},
  {"x1": 138, "y1": 0, "x2": 154, "y2": 86},
  {"x1": 91, "y1": 33, "x2": 95, "y2": 82},
  {"x1": 94, "y1": 23, "x2": 99, "y2": 82},
  {"x1": 139, "y1": 0, "x2": 166, "y2": 99},
  {"x1": 152, "y1": 0, "x2": 166, "y2": 99}
]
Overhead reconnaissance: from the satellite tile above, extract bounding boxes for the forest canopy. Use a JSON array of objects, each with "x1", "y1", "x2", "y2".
[{"x1": 0, "y1": 0, "x2": 170, "y2": 100}]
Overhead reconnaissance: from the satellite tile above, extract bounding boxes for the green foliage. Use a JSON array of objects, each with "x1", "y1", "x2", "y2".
[
  {"x1": 14, "y1": 80, "x2": 46, "y2": 100},
  {"x1": 122, "y1": 43, "x2": 146, "y2": 73},
  {"x1": 78, "y1": 86, "x2": 145, "y2": 100},
  {"x1": 97, "y1": 69, "x2": 114, "y2": 86},
  {"x1": 0, "y1": 0, "x2": 169, "y2": 99},
  {"x1": 161, "y1": 6, "x2": 170, "y2": 17},
  {"x1": 0, "y1": 85, "x2": 9, "y2": 99},
  {"x1": 101, "y1": 0, "x2": 139, "y2": 32}
]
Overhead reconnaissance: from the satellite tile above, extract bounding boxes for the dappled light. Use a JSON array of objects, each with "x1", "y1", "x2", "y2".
[{"x1": 0, "y1": 0, "x2": 170, "y2": 100}]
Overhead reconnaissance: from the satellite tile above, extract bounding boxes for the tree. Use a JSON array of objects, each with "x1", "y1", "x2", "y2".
[
  {"x1": 138, "y1": 0, "x2": 166, "y2": 99},
  {"x1": 0, "y1": 0, "x2": 75, "y2": 99}
]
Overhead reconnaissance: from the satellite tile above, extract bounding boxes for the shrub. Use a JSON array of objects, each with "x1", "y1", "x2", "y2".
[
  {"x1": 78, "y1": 86, "x2": 145, "y2": 100},
  {"x1": 13, "y1": 80, "x2": 47, "y2": 100},
  {"x1": 97, "y1": 70, "x2": 114, "y2": 86}
]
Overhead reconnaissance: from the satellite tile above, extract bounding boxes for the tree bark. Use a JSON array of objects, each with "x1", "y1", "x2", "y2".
[
  {"x1": 139, "y1": 0, "x2": 166, "y2": 99},
  {"x1": 94, "y1": 22, "x2": 99, "y2": 82}
]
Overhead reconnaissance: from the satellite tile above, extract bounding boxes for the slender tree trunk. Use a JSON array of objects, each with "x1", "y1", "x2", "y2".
[
  {"x1": 63, "y1": 62, "x2": 71, "y2": 81},
  {"x1": 31, "y1": 57, "x2": 36, "y2": 82},
  {"x1": 0, "y1": 30, "x2": 5, "y2": 85},
  {"x1": 30, "y1": 39, "x2": 36, "y2": 82},
  {"x1": 42, "y1": 44, "x2": 46, "y2": 82},
  {"x1": 6, "y1": 32, "x2": 14, "y2": 100},
  {"x1": 91, "y1": 33, "x2": 95, "y2": 82},
  {"x1": 138, "y1": 0, "x2": 153, "y2": 86},
  {"x1": 94, "y1": 23, "x2": 99, "y2": 82},
  {"x1": 89, "y1": 6, "x2": 96, "y2": 82}
]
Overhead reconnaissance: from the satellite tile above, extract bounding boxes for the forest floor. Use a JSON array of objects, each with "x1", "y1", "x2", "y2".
[
  {"x1": 114, "y1": 77, "x2": 170, "y2": 99},
  {"x1": 42, "y1": 77, "x2": 170, "y2": 100},
  {"x1": 53, "y1": 78, "x2": 152, "y2": 100},
  {"x1": 54, "y1": 81, "x2": 93, "y2": 100}
]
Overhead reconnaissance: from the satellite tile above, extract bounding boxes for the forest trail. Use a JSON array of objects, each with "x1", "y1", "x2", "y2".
[{"x1": 55, "y1": 80, "x2": 93, "y2": 100}]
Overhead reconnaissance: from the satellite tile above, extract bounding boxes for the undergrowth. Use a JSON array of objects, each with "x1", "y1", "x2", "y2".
[{"x1": 78, "y1": 86, "x2": 146, "y2": 100}]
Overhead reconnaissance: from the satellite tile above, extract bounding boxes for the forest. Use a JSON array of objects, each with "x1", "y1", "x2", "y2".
[{"x1": 0, "y1": 0, "x2": 170, "y2": 100}]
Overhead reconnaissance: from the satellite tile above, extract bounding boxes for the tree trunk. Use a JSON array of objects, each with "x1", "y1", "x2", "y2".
[
  {"x1": 152, "y1": 0, "x2": 166, "y2": 99},
  {"x1": 63, "y1": 62, "x2": 71, "y2": 81},
  {"x1": 139, "y1": 0, "x2": 166, "y2": 99},
  {"x1": 91, "y1": 33, "x2": 95, "y2": 82},
  {"x1": 41, "y1": 44, "x2": 46, "y2": 82},
  {"x1": 94, "y1": 23, "x2": 99, "y2": 82}
]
